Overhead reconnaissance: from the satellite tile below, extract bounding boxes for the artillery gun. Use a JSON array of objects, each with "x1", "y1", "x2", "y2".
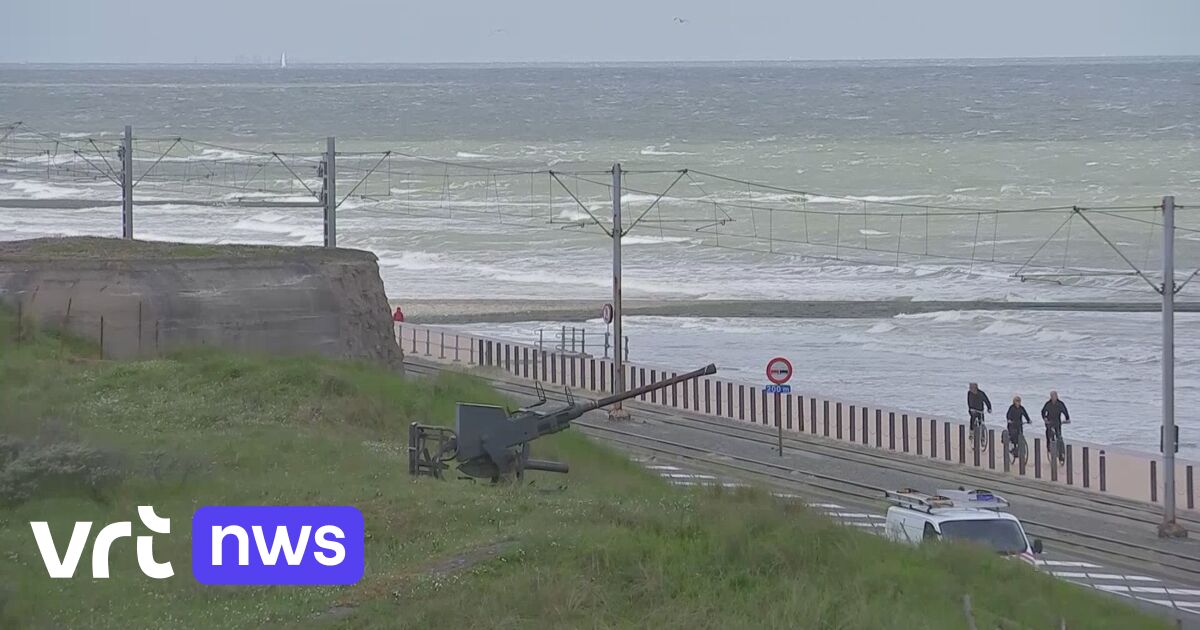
[{"x1": 408, "y1": 364, "x2": 717, "y2": 481}]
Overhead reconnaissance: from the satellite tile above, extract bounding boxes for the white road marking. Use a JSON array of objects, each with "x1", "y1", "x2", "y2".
[
  {"x1": 646, "y1": 465, "x2": 682, "y2": 471},
  {"x1": 1036, "y1": 560, "x2": 1101, "y2": 568},
  {"x1": 1130, "y1": 586, "x2": 1200, "y2": 597},
  {"x1": 1052, "y1": 571, "x2": 1090, "y2": 579},
  {"x1": 661, "y1": 472, "x2": 717, "y2": 480},
  {"x1": 1086, "y1": 573, "x2": 1128, "y2": 581},
  {"x1": 667, "y1": 479, "x2": 748, "y2": 488}
]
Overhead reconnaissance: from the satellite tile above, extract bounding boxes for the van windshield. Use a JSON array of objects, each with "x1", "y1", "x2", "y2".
[{"x1": 938, "y1": 519, "x2": 1027, "y2": 555}]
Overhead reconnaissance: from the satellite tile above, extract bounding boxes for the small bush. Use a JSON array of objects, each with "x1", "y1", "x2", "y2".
[{"x1": 0, "y1": 437, "x2": 124, "y2": 505}]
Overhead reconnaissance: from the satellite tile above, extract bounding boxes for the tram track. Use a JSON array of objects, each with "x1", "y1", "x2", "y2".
[{"x1": 406, "y1": 360, "x2": 1200, "y2": 583}]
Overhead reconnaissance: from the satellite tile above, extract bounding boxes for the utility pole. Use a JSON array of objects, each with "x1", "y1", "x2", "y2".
[
  {"x1": 121, "y1": 125, "x2": 133, "y2": 239},
  {"x1": 323, "y1": 136, "x2": 337, "y2": 248},
  {"x1": 1160, "y1": 195, "x2": 1186, "y2": 538},
  {"x1": 609, "y1": 162, "x2": 630, "y2": 420}
]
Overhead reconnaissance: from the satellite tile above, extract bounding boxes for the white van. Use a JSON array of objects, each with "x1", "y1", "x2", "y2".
[{"x1": 883, "y1": 488, "x2": 1043, "y2": 567}]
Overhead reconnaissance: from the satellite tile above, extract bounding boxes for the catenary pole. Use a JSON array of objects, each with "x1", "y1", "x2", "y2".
[
  {"x1": 609, "y1": 163, "x2": 629, "y2": 420},
  {"x1": 121, "y1": 125, "x2": 133, "y2": 239},
  {"x1": 1160, "y1": 195, "x2": 1186, "y2": 537},
  {"x1": 324, "y1": 137, "x2": 337, "y2": 248}
]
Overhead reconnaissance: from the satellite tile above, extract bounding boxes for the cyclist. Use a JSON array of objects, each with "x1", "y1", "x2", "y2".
[
  {"x1": 1041, "y1": 390, "x2": 1070, "y2": 462},
  {"x1": 967, "y1": 382, "x2": 992, "y2": 434},
  {"x1": 1006, "y1": 395, "x2": 1032, "y2": 461}
]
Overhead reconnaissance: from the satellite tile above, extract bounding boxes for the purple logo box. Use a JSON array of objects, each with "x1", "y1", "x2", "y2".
[{"x1": 192, "y1": 506, "x2": 364, "y2": 585}]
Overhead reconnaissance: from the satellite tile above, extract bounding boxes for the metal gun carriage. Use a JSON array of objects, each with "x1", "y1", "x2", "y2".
[{"x1": 408, "y1": 364, "x2": 717, "y2": 481}]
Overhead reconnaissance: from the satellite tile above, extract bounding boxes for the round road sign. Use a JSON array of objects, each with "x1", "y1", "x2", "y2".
[
  {"x1": 766, "y1": 357, "x2": 793, "y2": 385},
  {"x1": 602, "y1": 303, "x2": 614, "y2": 324}
]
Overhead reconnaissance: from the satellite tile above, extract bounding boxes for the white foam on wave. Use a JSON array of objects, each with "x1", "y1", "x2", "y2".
[
  {"x1": 895, "y1": 310, "x2": 982, "y2": 324},
  {"x1": 866, "y1": 322, "x2": 897, "y2": 334},
  {"x1": 455, "y1": 151, "x2": 494, "y2": 160},
  {"x1": 639, "y1": 145, "x2": 696, "y2": 156},
  {"x1": 375, "y1": 249, "x2": 447, "y2": 272},
  {"x1": 555, "y1": 208, "x2": 595, "y2": 222},
  {"x1": 852, "y1": 194, "x2": 933, "y2": 203},
  {"x1": 1034, "y1": 329, "x2": 1090, "y2": 343},
  {"x1": 230, "y1": 211, "x2": 314, "y2": 240},
  {"x1": 621, "y1": 235, "x2": 696, "y2": 246},
  {"x1": 859, "y1": 229, "x2": 889, "y2": 236},
  {"x1": 198, "y1": 147, "x2": 258, "y2": 161},
  {"x1": 5, "y1": 180, "x2": 94, "y2": 199},
  {"x1": 980, "y1": 320, "x2": 1039, "y2": 336}
]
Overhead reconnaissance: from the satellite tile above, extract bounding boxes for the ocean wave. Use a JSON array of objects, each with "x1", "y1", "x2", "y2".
[
  {"x1": 5, "y1": 180, "x2": 93, "y2": 199},
  {"x1": 639, "y1": 145, "x2": 696, "y2": 156},
  {"x1": 621, "y1": 235, "x2": 697, "y2": 246},
  {"x1": 894, "y1": 310, "x2": 984, "y2": 323},
  {"x1": 866, "y1": 322, "x2": 897, "y2": 334}
]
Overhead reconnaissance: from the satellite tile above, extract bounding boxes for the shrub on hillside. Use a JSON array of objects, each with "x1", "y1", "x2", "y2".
[{"x1": 0, "y1": 436, "x2": 124, "y2": 505}]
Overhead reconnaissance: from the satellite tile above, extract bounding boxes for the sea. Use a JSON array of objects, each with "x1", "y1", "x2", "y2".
[{"x1": 1, "y1": 58, "x2": 1199, "y2": 454}]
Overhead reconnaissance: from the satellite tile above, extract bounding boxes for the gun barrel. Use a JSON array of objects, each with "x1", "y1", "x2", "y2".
[{"x1": 588, "y1": 363, "x2": 717, "y2": 410}]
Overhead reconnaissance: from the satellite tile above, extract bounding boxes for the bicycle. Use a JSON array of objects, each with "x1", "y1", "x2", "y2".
[
  {"x1": 969, "y1": 409, "x2": 990, "y2": 452},
  {"x1": 1046, "y1": 419, "x2": 1071, "y2": 465},
  {"x1": 1002, "y1": 425, "x2": 1029, "y2": 466}
]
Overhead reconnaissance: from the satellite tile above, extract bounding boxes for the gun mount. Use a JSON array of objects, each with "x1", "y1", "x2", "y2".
[{"x1": 408, "y1": 363, "x2": 717, "y2": 481}]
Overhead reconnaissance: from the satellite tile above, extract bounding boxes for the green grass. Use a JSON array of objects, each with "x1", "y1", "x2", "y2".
[
  {"x1": 0, "y1": 309, "x2": 1173, "y2": 629},
  {"x1": 0, "y1": 236, "x2": 374, "y2": 262}
]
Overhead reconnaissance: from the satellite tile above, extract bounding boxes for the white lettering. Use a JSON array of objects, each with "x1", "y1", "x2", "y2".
[
  {"x1": 90, "y1": 521, "x2": 132, "y2": 578},
  {"x1": 30, "y1": 521, "x2": 92, "y2": 579},
  {"x1": 211, "y1": 525, "x2": 250, "y2": 566},
  {"x1": 313, "y1": 525, "x2": 346, "y2": 566},
  {"x1": 252, "y1": 525, "x2": 310, "y2": 566},
  {"x1": 135, "y1": 506, "x2": 173, "y2": 578}
]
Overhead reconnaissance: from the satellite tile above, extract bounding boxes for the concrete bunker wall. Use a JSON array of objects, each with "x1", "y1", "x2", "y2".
[{"x1": 0, "y1": 247, "x2": 403, "y2": 367}]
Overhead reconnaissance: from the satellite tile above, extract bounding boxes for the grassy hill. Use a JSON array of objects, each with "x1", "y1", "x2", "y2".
[{"x1": 0, "y1": 308, "x2": 1172, "y2": 629}]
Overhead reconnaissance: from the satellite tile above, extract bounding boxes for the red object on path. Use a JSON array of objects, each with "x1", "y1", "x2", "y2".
[{"x1": 392, "y1": 306, "x2": 405, "y2": 323}]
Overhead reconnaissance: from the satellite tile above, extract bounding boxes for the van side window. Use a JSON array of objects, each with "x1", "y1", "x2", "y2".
[{"x1": 923, "y1": 522, "x2": 939, "y2": 542}]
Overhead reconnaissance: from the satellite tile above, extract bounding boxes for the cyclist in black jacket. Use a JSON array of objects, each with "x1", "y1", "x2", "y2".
[
  {"x1": 1041, "y1": 390, "x2": 1070, "y2": 460},
  {"x1": 967, "y1": 382, "x2": 992, "y2": 432},
  {"x1": 1006, "y1": 395, "x2": 1032, "y2": 461}
]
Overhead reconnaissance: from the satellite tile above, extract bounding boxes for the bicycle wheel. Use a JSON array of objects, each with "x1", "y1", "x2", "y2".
[
  {"x1": 974, "y1": 423, "x2": 988, "y2": 451},
  {"x1": 1017, "y1": 436, "x2": 1029, "y2": 466}
]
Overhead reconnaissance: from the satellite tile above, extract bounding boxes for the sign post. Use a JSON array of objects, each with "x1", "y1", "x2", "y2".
[{"x1": 765, "y1": 357, "x2": 793, "y2": 456}]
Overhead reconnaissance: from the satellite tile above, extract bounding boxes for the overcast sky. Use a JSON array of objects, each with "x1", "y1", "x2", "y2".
[{"x1": 4, "y1": 0, "x2": 1199, "y2": 63}]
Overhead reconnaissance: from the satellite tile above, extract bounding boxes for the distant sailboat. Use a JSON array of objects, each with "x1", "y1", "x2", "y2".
[{"x1": 280, "y1": 52, "x2": 287, "y2": 69}]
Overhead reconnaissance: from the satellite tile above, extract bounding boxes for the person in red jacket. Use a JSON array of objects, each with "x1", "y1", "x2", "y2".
[{"x1": 392, "y1": 306, "x2": 405, "y2": 323}]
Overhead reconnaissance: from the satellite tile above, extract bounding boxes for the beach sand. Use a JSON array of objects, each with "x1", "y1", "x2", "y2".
[{"x1": 395, "y1": 298, "x2": 1200, "y2": 324}]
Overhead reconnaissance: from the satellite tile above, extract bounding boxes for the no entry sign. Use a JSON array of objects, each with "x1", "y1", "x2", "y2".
[
  {"x1": 601, "y1": 303, "x2": 614, "y2": 324},
  {"x1": 765, "y1": 357, "x2": 793, "y2": 385}
]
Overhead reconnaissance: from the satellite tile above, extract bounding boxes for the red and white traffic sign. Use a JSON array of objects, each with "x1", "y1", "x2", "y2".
[
  {"x1": 601, "y1": 303, "x2": 614, "y2": 324},
  {"x1": 765, "y1": 356, "x2": 793, "y2": 385}
]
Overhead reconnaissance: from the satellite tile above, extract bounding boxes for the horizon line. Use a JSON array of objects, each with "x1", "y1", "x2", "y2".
[{"x1": 2, "y1": 53, "x2": 1199, "y2": 66}]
